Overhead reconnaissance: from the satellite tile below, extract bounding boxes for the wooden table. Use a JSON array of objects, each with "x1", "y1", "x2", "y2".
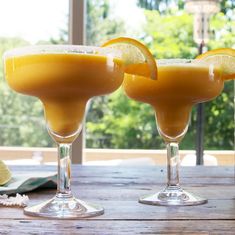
[{"x1": 1, "y1": 165, "x2": 235, "y2": 234}]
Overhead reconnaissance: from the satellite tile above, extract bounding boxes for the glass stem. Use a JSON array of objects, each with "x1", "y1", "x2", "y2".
[
  {"x1": 166, "y1": 142, "x2": 180, "y2": 187},
  {"x1": 56, "y1": 143, "x2": 73, "y2": 198}
]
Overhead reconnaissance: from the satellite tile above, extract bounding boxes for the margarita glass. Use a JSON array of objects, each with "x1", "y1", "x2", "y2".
[
  {"x1": 123, "y1": 59, "x2": 224, "y2": 206},
  {"x1": 4, "y1": 45, "x2": 124, "y2": 218}
]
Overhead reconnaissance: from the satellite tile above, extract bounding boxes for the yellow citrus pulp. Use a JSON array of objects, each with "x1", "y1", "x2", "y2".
[
  {"x1": 0, "y1": 160, "x2": 11, "y2": 185},
  {"x1": 196, "y1": 48, "x2": 235, "y2": 80},
  {"x1": 102, "y1": 37, "x2": 158, "y2": 80}
]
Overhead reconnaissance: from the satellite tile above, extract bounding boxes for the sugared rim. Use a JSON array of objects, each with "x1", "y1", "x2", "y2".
[
  {"x1": 157, "y1": 59, "x2": 223, "y2": 70},
  {"x1": 157, "y1": 59, "x2": 194, "y2": 65},
  {"x1": 3, "y1": 44, "x2": 122, "y2": 59}
]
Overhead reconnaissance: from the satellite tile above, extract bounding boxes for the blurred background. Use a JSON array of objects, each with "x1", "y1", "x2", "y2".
[{"x1": 0, "y1": 0, "x2": 234, "y2": 166}]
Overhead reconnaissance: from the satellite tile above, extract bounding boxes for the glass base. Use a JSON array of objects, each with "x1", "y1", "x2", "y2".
[
  {"x1": 24, "y1": 195, "x2": 104, "y2": 219},
  {"x1": 139, "y1": 186, "x2": 207, "y2": 206}
]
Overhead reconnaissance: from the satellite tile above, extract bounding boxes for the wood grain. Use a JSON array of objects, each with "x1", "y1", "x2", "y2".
[
  {"x1": 1, "y1": 165, "x2": 234, "y2": 234},
  {"x1": 0, "y1": 220, "x2": 235, "y2": 235}
]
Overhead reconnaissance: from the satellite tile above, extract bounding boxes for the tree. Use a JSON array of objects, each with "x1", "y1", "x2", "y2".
[
  {"x1": 0, "y1": 0, "x2": 126, "y2": 147},
  {"x1": 86, "y1": 0, "x2": 125, "y2": 45},
  {"x1": 0, "y1": 0, "x2": 234, "y2": 151},
  {"x1": 86, "y1": 6, "x2": 235, "y2": 150},
  {"x1": 0, "y1": 37, "x2": 54, "y2": 147},
  {"x1": 137, "y1": 0, "x2": 235, "y2": 14},
  {"x1": 86, "y1": 88, "x2": 165, "y2": 149},
  {"x1": 142, "y1": 9, "x2": 234, "y2": 150}
]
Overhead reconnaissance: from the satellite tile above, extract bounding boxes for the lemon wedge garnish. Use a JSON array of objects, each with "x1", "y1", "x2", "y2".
[
  {"x1": 195, "y1": 48, "x2": 235, "y2": 80},
  {"x1": 102, "y1": 37, "x2": 158, "y2": 80},
  {"x1": 0, "y1": 160, "x2": 12, "y2": 185}
]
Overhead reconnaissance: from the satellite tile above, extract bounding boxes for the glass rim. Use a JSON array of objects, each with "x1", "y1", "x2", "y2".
[
  {"x1": 157, "y1": 59, "x2": 195, "y2": 65},
  {"x1": 3, "y1": 44, "x2": 122, "y2": 59}
]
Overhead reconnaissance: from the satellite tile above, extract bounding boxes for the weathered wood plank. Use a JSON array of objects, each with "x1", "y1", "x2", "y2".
[
  {"x1": 25, "y1": 185, "x2": 235, "y2": 200},
  {"x1": 0, "y1": 198, "x2": 234, "y2": 220},
  {"x1": 0, "y1": 165, "x2": 234, "y2": 234},
  {"x1": 9, "y1": 165, "x2": 234, "y2": 179},
  {"x1": 8, "y1": 166, "x2": 235, "y2": 186},
  {"x1": 0, "y1": 220, "x2": 234, "y2": 235}
]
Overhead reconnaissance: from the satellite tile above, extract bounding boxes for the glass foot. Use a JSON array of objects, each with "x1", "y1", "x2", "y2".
[
  {"x1": 139, "y1": 186, "x2": 207, "y2": 206},
  {"x1": 24, "y1": 195, "x2": 104, "y2": 219}
]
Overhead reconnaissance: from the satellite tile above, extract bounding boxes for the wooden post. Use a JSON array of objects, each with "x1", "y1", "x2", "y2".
[
  {"x1": 69, "y1": 0, "x2": 86, "y2": 164},
  {"x1": 196, "y1": 41, "x2": 205, "y2": 165}
]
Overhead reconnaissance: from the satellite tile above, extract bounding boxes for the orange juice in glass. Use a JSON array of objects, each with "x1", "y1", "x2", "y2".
[
  {"x1": 4, "y1": 45, "x2": 124, "y2": 218},
  {"x1": 123, "y1": 59, "x2": 224, "y2": 205}
]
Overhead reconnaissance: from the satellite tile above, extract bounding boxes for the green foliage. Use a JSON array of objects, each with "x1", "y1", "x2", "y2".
[
  {"x1": 86, "y1": 9, "x2": 234, "y2": 150},
  {"x1": 142, "y1": 11, "x2": 197, "y2": 58},
  {"x1": 204, "y1": 81, "x2": 234, "y2": 149},
  {"x1": 86, "y1": 89, "x2": 165, "y2": 149},
  {"x1": 0, "y1": 0, "x2": 126, "y2": 147},
  {"x1": 138, "y1": 0, "x2": 178, "y2": 12},
  {"x1": 86, "y1": 0, "x2": 125, "y2": 45},
  {"x1": 0, "y1": 37, "x2": 54, "y2": 147},
  {"x1": 0, "y1": 1, "x2": 234, "y2": 151},
  {"x1": 209, "y1": 11, "x2": 235, "y2": 48},
  {"x1": 137, "y1": 0, "x2": 235, "y2": 15}
]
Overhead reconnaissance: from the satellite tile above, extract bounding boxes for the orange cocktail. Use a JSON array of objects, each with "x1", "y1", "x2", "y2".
[
  {"x1": 124, "y1": 61, "x2": 224, "y2": 142},
  {"x1": 123, "y1": 59, "x2": 224, "y2": 206},
  {"x1": 5, "y1": 51, "x2": 123, "y2": 142},
  {"x1": 4, "y1": 45, "x2": 124, "y2": 218}
]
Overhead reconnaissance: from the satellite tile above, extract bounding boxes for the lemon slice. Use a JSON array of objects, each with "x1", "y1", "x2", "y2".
[
  {"x1": 195, "y1": 48, "x2": 235, "y2": 80},
  {"x1": 102, "y1": 37, "x2": 158, "y2": 80},
  {"x1": 0, "y1": 160, "x2": 11, "y2": 185}
]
